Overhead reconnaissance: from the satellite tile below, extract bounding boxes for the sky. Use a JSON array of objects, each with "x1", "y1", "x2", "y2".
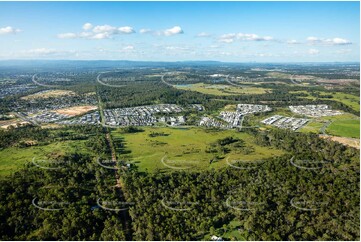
[{"x1": 0, "y1": 1, "x2": 359, "y2": 62}]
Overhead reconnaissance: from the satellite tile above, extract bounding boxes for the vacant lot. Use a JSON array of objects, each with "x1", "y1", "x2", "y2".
[
  {"x1": 320, "y1": 135, "x2": 359, "y2": 149},
  {"x1": 0, "y1": 119, "x2": 30, "y2": 129},
  {"x1": 113, "y1": 127, "x2": 285, "y2": 172},
  {"x1": 175, "y1": 83, "x2": 269, "y2": 95},
  {"x1": 21, "y1": 89, "x2": 76, "y2": 100},
  {"x1": 55, "y1": 105, "x2": 97, "y2": 116}
]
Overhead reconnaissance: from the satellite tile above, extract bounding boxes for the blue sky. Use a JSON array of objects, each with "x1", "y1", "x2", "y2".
[{"x1": 0, "y1": 1, "x2": 359, "y2": 62}]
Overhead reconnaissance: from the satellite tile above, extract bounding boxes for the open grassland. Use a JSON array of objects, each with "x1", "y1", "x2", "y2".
[
  {"x1": 113, "y1": 127, "x2": 285, "y2": 173},
  {"x1": 0, "y1": 140, "x2": 91, "y2": 177},
  {"x1": 21, "y1": 89, "x2": 76, "y2": 100},
  {"x1": 175, "y1": 82, "x2": 269, "y2": 95},
  {"x1": 329, "y1": 92, "x2": 360, "y2": 112},
  {"x1": 327, "y1": 119, "x2": 360, "y2": 138},
  {"x1": 299, "y1": 121, "x2": 325, "y2": 134},
  {"x1": 266, "y1": 72, "x2": 315, "y2": 80}
]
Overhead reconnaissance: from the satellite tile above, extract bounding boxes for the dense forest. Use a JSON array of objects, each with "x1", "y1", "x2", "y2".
[{"x1": 0, "y1": 126, "x2": 359, "y2": 240}]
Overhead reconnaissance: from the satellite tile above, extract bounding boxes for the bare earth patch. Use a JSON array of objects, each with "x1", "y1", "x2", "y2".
[
  {"x1": 21, "y1": 90, "x2": 76, "y2": 100},
  {"x1": 320, "y1": 135, "x2": 360, "y2": 149},
  {"x1": 0, "y1": 119, "x2": 30, "y2": 129},
  {"x1": 55, "y1": 105, "x2": 98, "y2": 116}
]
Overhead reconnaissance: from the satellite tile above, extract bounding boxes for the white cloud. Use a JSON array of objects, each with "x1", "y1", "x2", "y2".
[
  {"x1": 335, "y1": 49, "x2": 352, "y2": 54},
  {"x1": 219, "y1": 33, "x2": 273, "y2": 43},
  {"x1": 0, "y1": 26, "x2": 21, "y2": 35},
  {"x1": 79, "y1": 32, "x2": 93, "y2": 38},
  {"x1": 307, "y1": 36, "x2": 352, "y2": 45},
  {"x1": 287, "y1": 40, "x2": 300, "y2": 44},
  {"x1": 92, "y1": 24, "x2": 116, "y2": 33},
  {"x1": 162, "y1": 26, "x2": 183, "y2": 36},
  {"x1": 118, "y1": 26, "x2": 135, "y2": 34},
  {"x1": 255, "y1": 53, "x2": 274, "y2": 57},
  {"x1": 27, "y1": 48, "x2": 57, "y2": 55},
  {"x1": 57, "y1": 33, "x2": 77, "y2": 39},
  {"x1": 139, "y1": 28, "x2": 152, "y2": 34},
  {"x1": 196, "y1": 32, "x2": 211, "y2": 37},
  {"x1": 123, "y1": 45, "x2": 134, "y2": 50},
  {"x1": 307, "y1": 36, "x2": 319, "y2": 42},
  {"x1": 92, "y1": 33, "x2": 111, "y2": 39},
  {"x1": 165, "y1": 46, "x2": 189, "y2": 51},
  {"x1": 82, "y1": 23, "x2": 93, "y2": 30},
  {"x1": 23, "y1": 48, "x2": 79, "y2": 58},
  {"x1": 139, "y1": 26, "x2": 184, "y2": 36},
  {"x1": 331, "y1": 38, "x2": 352, "y2": 45},
  {"x1": 58, "y1": 24, "x2": 135, "y2": 40},
  {"x1": 219, "y1": 38, "x2": 234, "y2": 43},
  {"x1": 308, "y1": 49, "x2": 320, "y2": 55}
]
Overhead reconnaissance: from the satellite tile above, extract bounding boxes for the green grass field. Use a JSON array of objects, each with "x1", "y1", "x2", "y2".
[
  {"x1": 299, "y1": 121, "x2": 325, "y2": 134},
  {"x1": 329, "y1": 92, "x2": 360, "y2": 112},
  {"x1": 175, "y1": 83, "x2": 269, "y2": 96},
  {"x1": 0, "y1": 140, "x2": 91, "y2": 177},
  {"x1": 112, "y1": 127, "x2": 285, "y2": 173},
  {"x1": 298, "y1": 113, "x2": 360, "y2": 138},
  {"x1": 327, "y1": 119, "x2": 360, "y2": 138}
]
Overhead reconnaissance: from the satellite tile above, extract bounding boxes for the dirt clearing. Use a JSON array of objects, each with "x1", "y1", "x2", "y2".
[
  {"x1": 21, "y1": 90, "x2": 76, "y2": 100},
  {"x1": 320, "y1": 135, "x2": 360, "y2": 149},
  {"x1": 55, "y1": 105, "x2": 98, "y2": 116}
]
